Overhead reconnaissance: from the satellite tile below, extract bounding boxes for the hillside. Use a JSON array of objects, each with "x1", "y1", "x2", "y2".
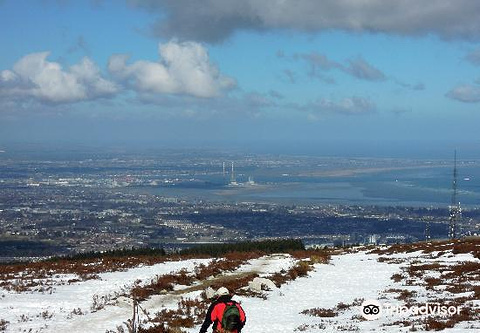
[{"x1": 1, "y1": 238, "x2": 479, "y2": 332}]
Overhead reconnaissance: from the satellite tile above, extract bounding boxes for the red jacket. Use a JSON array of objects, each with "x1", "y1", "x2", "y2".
[{"x1": 199, "y1": 296, "x2": 246, "y2": 333}]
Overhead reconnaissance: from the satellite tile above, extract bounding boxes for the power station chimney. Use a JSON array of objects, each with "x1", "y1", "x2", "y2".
[{"x1": 230, "y1": 162, "x2": 236, "y2": 183}]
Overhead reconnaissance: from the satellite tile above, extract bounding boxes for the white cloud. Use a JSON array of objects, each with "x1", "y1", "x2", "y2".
[
  {"x1": 0, "y1": 52, "x2": 117, "y2": 103},
  {"x1": 70, "y1": 57, "x2": 118, "y2": 96},
  {"x1": 446, "y1": 84, "x2": 480, "y2": 103},
  {"x1": 108, "y1": 40, "x2": 236, "y2": 98},
  {"x1": 0, "y1": 70, "x2": 17, "y2": 83}
]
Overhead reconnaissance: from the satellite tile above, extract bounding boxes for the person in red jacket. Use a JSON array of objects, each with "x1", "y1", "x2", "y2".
[{"x1": 199, "y1": 287, "x2": 246, "y2": 333}]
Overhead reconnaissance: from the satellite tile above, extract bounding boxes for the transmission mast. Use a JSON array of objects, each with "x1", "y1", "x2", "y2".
[
  {"x1": 425, "y1": 221, "x2": 431, "y2": 242},
  {"x1": 448, "y1": 150, "x2": 461, "y2": 239}
]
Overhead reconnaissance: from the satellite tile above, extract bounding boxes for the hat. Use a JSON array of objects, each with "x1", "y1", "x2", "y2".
[{"x1": 215, "y1": 287, "x2": 230, "y2": 297}]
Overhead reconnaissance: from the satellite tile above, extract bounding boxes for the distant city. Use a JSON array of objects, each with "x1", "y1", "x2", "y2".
[{"x1": 1, "y1": 148, "x2": 479, "y2": 261}]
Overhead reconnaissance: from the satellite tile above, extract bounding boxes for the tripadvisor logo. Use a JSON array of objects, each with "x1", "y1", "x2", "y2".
[
  {"x1": 361, "y1": 299, "x2": 382, "y2": 320},
  {"x1": 360, "y1": 299, "x2": 462, "y2": 321}
]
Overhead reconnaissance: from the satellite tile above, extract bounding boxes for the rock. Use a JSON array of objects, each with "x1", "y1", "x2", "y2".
[{"x1": 248, "y1": 277, "x2": 277, "y2": 292}]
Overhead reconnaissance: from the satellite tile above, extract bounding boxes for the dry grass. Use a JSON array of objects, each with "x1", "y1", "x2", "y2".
[
  {"x1": 131, "y1": 270, "x2": 194, "y2": 301},
  {"x1": 371, "y1": 238, "x2": 480, "y2": 258},
  {"x1": 0, "y1": 319, "x2": 9, "y2": 332},
  {"x1": 452, "y1": 239, "x2": 480, "y2": 259},
  {"x1": 378, "y1": 237, "x2": 480, "y2": 331},
  {"x1": 424, "y1": 277, "x2": 442, "y2": 290},
  {"x1": 391, "y1": 273, "x2": 404, "y2": 283},
  {"x1": 268, "y1": 260, "x2": 313, "y2": 287},
  {"x1": 131, "y1": 252, "x2": 265, "y2": 301},
  {"x1": 143, "y1": 297, "x2": 212, "y2": 332},
  {"x1": 301, "y1": 307, "x2": 337, "y2": 317},
  {"x1": 0, "y1": 255, "x2": 169, "y2": 292},
  {"x1": 289, "y1": 249, "x2": 331, "y2": 264},
  {"x1": 378, "y1": 257, "x2": 407, "y2": 264},
  {"x1": 385, "y1": 288, "x2": 417, "y2": 301},
  {"x1": 444, "y1": 261, "x2": 480, "y2": 279},
  {"x1": 0, "y1": 250, "x2": 265, "y2": 293},
  {"x1": 423, "y1": 305, "x2": 479, "y2": 332},
  {"x1": 208, "y1": 273, "x2": 259, "y2": 297},
  {"x1": 407, "y1": 263, "x2": 444, "y2": 278},
  {"x1": 0, "y1": 250, "x2": 265, "y2": 296},
  {"x1": 299, "y1": 300, "x2": 360, "y2": 320}
]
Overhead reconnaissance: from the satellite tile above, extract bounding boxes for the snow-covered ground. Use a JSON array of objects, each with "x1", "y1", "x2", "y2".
[
  {"x1": 1, "y1": 246, "x2": 479, "y2": 332},
  {"x1": 1, "y1": 259, "x2": 212, "y2": 332}
]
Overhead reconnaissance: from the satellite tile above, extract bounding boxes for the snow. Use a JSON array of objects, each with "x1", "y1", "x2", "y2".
[
  {"x1": 1, "y1": 259, "x2": 211, "y2": 332},
  {"x1": 232, "y1": 253, "x2": 297, "y2": 276},
  {"x1": 186, "y1": 252, "x2": 401, "y2": 333},
  {"x1": 1, "y1": 249, "x2": 479, "y2": 333}
]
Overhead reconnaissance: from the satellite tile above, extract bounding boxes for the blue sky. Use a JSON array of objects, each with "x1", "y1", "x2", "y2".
[{"x1": 1, "y1": 0, "x2": 480, "y2": 157}]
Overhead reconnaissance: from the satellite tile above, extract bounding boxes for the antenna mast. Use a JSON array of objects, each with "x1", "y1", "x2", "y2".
[
  {"x1": 448, "y1": 150, "x2": 461, "y2": 239},
  {"x1": 425, "y1": 221, "x2": 431, "y2": 242}
]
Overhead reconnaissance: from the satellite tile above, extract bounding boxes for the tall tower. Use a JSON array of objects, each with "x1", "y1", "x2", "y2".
[
  {"x1": 448, "y1": 150, "x2": 461, "y2": 239},
  {"x1": 230, "y1": 162, "x2": 237, "y2": 184},
  {"x1": 425, "y1": 221, "x2": 431, "y2": 242}
]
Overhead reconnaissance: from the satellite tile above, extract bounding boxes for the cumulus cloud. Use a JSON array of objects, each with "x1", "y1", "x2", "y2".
[
  {"x1": 0, "y1": 70, "x2": 18, "y2": 85},
  {"x1": 305, "y1": 96, "x2": 376, "y2": 115},
  {"x1": 128, "y1": 0, "x2": 480, "y2": 43},
  {"x1": 108, "y1": 40, "x2": 236, "y2": 98},
  {"x1": 0, "y1": 52, "x2": 117, "y2": 103},
  {"x1": 446, "y1": 84, "x2": 480, "y2": 103}
]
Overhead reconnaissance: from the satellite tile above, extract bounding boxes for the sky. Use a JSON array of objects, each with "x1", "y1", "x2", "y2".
[{"x1": 1, "y1": 0, "x2": 480, "y2": 157}]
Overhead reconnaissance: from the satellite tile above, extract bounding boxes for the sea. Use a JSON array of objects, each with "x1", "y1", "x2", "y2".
[
  {"x1": 128, "y1": 164, "x2": 480, "y2": 208},
  {"x1": 3, "y1": 146, "x2": 480, "y2": 208}
]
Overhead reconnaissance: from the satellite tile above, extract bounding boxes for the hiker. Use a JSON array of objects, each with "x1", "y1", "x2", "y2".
[{"x1": 199, "y1": 287, "x2": 246, "y2": 333}]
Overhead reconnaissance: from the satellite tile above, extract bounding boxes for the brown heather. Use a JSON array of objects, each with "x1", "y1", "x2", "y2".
[
  {"x1": 370, "y1": 237, "x2": 480, "y2": 257},
  {"x1": 301, "y1": 307, "x2": 337, "y2": 317}
]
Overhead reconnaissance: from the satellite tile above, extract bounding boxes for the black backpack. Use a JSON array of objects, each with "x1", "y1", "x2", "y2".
[{"x1": 221, "y1": 301, "x2": 242, "y2": 331}]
